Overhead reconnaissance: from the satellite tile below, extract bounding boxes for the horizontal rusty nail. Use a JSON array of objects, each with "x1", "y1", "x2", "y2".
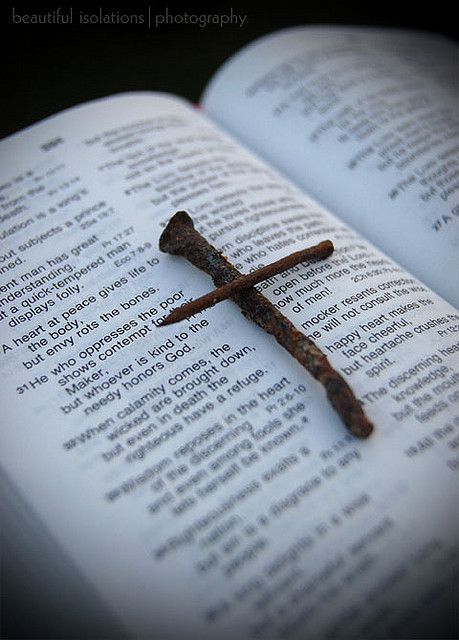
[{"x1": 159, "y1": 240, "x2": 334, "y2": 326}]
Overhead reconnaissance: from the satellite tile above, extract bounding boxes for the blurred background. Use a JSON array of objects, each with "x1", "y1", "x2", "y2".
[
  {"x1": 1, "y1": 0, "x2": 458, "y2": 140},
  {"x1": 1, "y1": 1, "x2": 457, "y2": 637}
]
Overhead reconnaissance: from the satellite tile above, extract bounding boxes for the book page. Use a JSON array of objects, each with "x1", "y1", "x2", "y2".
[
  {"x1": 203, "y1": 27, "x2": 459, "y2": 308},
  {"x1": 0, "y1": 93, "x2": 458, "y2": 639}
]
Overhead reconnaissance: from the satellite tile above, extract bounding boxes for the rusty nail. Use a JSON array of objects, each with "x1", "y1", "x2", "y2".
[{"x1": 159, "y1": 211, "x2": 374, "y2": 439}]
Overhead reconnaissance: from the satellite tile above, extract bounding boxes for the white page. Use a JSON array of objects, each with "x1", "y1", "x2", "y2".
[
  {"x1": 203, "y1": 26, "x2": 459, "y2": 309},
  {"x1": 1, "y1": 93, "x2": 458, "y2": 638}
]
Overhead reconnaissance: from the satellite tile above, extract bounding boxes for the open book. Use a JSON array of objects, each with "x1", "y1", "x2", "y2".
[{"x1": 1, "y1": 26, "x2": 458, "y2": 639}]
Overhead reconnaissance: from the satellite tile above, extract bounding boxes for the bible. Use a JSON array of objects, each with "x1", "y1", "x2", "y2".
[{"x1": 1, "y1": 26, "x2": 458, "y2": 639}]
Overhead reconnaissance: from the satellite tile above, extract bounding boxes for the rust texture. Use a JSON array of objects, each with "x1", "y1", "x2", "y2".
[
  {"x1": 160, "y1": 239, "x2": 334, "y2": 326},
  {"x1": 159, "y1": 211, "x2": 373, "y2": 439}
]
